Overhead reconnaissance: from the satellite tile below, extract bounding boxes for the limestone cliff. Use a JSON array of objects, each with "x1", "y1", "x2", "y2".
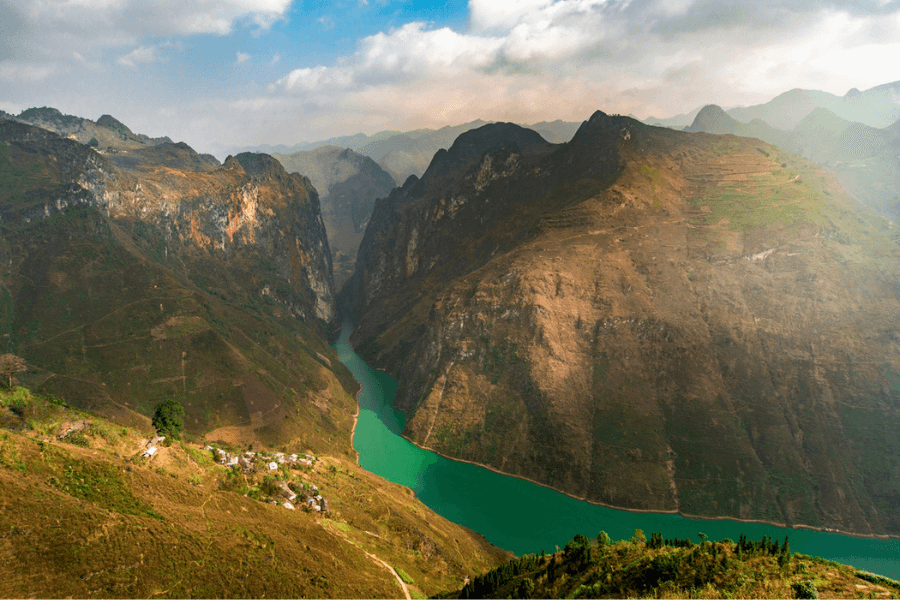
[
  {"x1": 344, "y1": 114, "x2": 900, "y2": 536},
  {"x1": 0, "y1": 120, "x2": 351, "y2": 453}
]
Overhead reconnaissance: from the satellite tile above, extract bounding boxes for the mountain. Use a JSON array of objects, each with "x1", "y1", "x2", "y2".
[
  {"x1": 342, "y1": 114, "x2": 900, "y2": 536},
  {"x1": 641, "y1": 106, "x2": 704, "y2": 129},
  {"x1": 686, "y1": 104, "x2": 800, "y2": 152},
  {"x1": 686, "y1": 105, "x2": 900, "y2": 219},
  {"x1": 0, "y1": 119, "x2": 355, "y2": 455},
  {"x1": 238, "y1": 119, "x2": 581, "y2": 186},
  {"x1": 2, "y1": 106, "x2": 174, "y2": 151},
  {"x1": 447, "y1": 531, "x2": 900, "y2": 599},
  {"x1": 684, "y1": 104, "x2": 740, "y2": 134},
  {"x1": 727, "y1": 81, "x2": 900, "y2": 130},
  {"x1": 0, "y1": 386, "x2": 509, "y2": 598},
  {"x1": 273, "y1": 146, "x2": 397, "y2": 287}
]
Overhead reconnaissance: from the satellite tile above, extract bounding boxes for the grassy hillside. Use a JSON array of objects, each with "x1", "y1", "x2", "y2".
[
  {"x1": 0, "y1": 387, "x2": 509, "y2": 598},
  {"x1": 445, "y1": 531, "x2": 900, "y2": 599}
]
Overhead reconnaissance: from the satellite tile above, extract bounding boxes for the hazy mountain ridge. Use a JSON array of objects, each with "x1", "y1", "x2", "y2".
[
  {"x1": 273, "y1": 146, "x2": 397, "y2": 287},
  {"x1": 236, "y1": 119, "x2": 581, "y2": 185},
  {"x1": 684, "y1": 103, "x2": 900, "y2": 218},
  {"x1": 1, "y1": 106, "x2": 175, "y2": 152},
  {"x1": 344, "y1": 114, "x2": 900, "y2": 536},
  {"x1": 726, "y1": 81, "x2": 900, "y2": 130},
  {"x1": 0, "y1": 119, "x2": 354, "y2": 453}
]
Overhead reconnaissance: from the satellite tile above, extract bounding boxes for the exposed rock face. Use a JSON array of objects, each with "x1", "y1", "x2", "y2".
[
  {"x1": 344, "y1": 115, "x2": 900, "y2": 536},
  {"x1": 0, "y1": 120, "x2": 352, "y2": 452},
  {"x1": 273, "y1": 146, "x2": 396, "y2": 287}
]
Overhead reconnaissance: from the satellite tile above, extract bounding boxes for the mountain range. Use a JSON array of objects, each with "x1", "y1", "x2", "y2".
[{"x1": 4, "y1": 80, "x2": 900, "y2": 597}]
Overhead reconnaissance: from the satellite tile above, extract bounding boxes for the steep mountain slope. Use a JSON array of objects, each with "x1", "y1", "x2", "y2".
[
  {"x1": 0, "y1": 387, "x2": 509, "y2": 598},
  {"x1": 343, "y1": 114, "x2": 900, "y2": 536},
  {"x1": 273, "y1": 146, "x2": 396, "y2": 286},
  {"x1": 2, "y1": 107, "x2": 175, "y2": 152},
  {"x1": 0, "y1": 120, "x2": 353, "y2": 454},
  {"x1": 727, "y1": 82, "x2": 900, "y2": 130}
]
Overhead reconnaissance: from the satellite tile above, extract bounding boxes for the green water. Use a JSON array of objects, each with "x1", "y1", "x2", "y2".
[{"x1": 335, "y1": 325, "x2": 900, "y2": 579}]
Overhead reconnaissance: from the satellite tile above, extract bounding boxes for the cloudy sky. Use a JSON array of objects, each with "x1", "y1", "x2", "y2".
[{"x1": 2, "y1": 0, "x2": 898, "y2": 156}]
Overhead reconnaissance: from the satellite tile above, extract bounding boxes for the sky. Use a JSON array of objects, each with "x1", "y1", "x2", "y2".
[{"x1": 1, "y1": 0, "x2": 899, "y2": 157}]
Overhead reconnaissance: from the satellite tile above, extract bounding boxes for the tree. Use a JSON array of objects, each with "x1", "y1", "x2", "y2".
[
  {"x1": 631, "y1": 529, "x2": 646, "y2": 545},
  {"x1": 87, "y1": 137, "x2": 99, "y2": 147},
  {"x1": 597, "y1": 531, "x2": 612, "y2": 548},
  {"x1": 0, "y1": 354, "x2": 27, "y2": 388},
  {"x1": 152, "y1": 399, "x2": 185, "y2": 439}
]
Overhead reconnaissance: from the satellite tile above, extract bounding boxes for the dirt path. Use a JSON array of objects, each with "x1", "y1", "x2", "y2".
[{"x1": 323, "y1": 524, "x2": 411, "y2": 599}]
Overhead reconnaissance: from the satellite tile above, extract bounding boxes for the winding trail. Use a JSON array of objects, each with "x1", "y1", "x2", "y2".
[{"x1": 322, "y1": 523, "x2": 411, "y2": 599}]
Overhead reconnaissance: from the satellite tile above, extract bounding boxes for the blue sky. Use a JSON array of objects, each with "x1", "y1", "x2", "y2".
[{"x1": 2, "y1": 0, "x2": 899, "y2": 156}]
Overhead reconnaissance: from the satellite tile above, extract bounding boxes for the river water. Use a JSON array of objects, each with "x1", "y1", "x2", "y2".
[{"x1": 335, "y1": 325, "x2": 900, "y2": 579}]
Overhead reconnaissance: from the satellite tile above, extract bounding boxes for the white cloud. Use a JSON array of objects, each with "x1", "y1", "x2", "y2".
[
  {"x1": 117, "y1": 45, "x2": 162, "y2": 68},
  {"x1": 270, "y1": 54, "x2": 281, "y2": 66},
  {"x1": 3, "y1": 0, "x2": 293, "y2": 62},
  {"x1": 235, "y1": 51, "x2": 251, "y2": 65},
  {"x1": 260, "y1": 0, "x2": 900, "y2": 143}
]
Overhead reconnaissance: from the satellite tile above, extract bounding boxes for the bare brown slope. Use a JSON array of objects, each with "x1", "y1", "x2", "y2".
[{"x1": 344, "y1": 113, "x2": 900, "y2": 536}]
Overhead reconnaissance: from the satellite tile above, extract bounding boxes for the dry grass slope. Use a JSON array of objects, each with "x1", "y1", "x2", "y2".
[{"x1": 0, "y1": 388, "x2": 509, "y2": 599}]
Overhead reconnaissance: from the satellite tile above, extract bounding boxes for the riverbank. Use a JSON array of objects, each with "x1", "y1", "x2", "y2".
[
  {"x1": 403, "y1": 434, "x2": 897, "y2": 542},
  {"x1": 337, "y1": 325, "x2": 900, "y2": 578}
]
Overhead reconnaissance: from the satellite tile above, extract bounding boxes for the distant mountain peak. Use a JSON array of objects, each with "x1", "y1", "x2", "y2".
[
  {"x1": 686, "y1": 104, "x2": 738, "y2": 134},
  {"x1": 96, "y1": 114, "x2": 134, "y2": 134}
]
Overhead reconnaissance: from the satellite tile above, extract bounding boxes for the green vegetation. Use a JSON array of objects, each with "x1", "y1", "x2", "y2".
[
  {"x1": 448, "y1": 531, "x2": 900, "y2": 599},
  {"x1": 152, "y1": 398, "x2": 185, "y2": 440},
  {"x1": 396, "y1": 567, "x2": 415, "y2": 584}
]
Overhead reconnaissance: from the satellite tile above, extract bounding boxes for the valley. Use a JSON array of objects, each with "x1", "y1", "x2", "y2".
[{"x1": 2, "y1": 85, "x2": 900, "y2": 597}]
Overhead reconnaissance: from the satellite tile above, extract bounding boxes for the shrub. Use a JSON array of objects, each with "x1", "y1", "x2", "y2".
[{"x1": 792, "y1": 580, "x2": 818, "y2": 599}]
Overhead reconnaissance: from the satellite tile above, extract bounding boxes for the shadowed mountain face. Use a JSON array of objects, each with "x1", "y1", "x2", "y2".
[
  {"x1": 343, "y1": 115, "x2": 900, "y2": 536},
  {"x1": 273, "y1": 146, "x2": 397, "y2": 287},
  {"x1": 0, "y1": 119, "x2": 356, "y2": 454}
]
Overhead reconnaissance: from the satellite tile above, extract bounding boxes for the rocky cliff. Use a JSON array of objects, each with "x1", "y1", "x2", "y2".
[
  {"x1": 343, "y1": 114, "x2": 900, "y2": 536},
  {"x1": 273, "y1": 146, "x2": 396, "y2": 287},
  {"x1": 0, "y1": 119, "x2": 353, "y2": 453}
]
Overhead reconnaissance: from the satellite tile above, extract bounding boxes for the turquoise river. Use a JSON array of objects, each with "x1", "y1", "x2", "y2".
[{"x1": 335, "y1": 325, "x2": 900, "y2": 579}]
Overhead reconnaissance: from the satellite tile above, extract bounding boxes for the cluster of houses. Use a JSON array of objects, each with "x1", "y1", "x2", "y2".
[
  {"x1": 205, "y1": 445, "x2": 329, "y2": 513},
  {"x1": 138, "y1": 435, "x2": 330, "y2": 513}
]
